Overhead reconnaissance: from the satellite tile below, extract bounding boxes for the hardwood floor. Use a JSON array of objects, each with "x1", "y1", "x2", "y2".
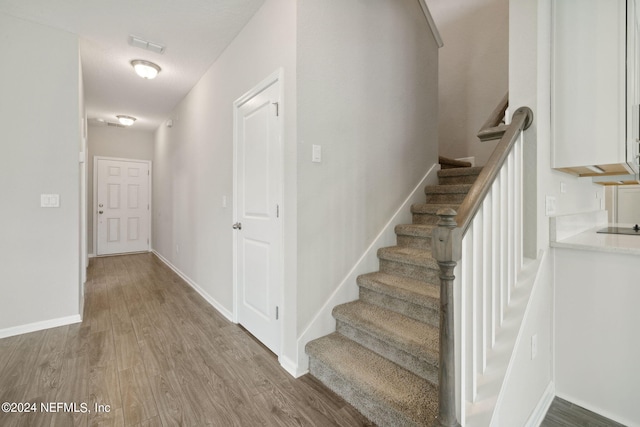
[
  {"x1": 541, "y1": 397, "x2": 627, "y2": 427},
  {"x1": 0, "y1": 253, "x2": 373, "y2": 427}
]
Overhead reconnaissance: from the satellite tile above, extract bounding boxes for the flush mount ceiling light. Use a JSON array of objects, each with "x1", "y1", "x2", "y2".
[
  {"x1": 116, "y1": 115, "x2": 137, "y2": 126},
  {"x1": 131, "y1": 59, "x2": 161, "y2": 79}
]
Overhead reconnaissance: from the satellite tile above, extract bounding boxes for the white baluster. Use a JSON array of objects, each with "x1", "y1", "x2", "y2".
[
  {"x1": 507, "y1": 148, "x2": 515, "y2": 302},
  {"x1": 491, "y1": 178, "x2": 500, "y2": 347},
  {"x1": 482, "y1": 189, "x2": 493, "y2": 373},
  {"x1": 499, "y1": 166, "x2": 508, "y2": 325},
  {"x1": 472, "y1": 209, "x2": 483, "y2": 400},
  {"x1": 461, "y1": 229, "x2": 475, "y2": 402}
]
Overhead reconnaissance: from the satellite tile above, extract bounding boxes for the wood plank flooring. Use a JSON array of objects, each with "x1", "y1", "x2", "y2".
[
  {"x1": 541, "y1": 397, "x2": 627, "y2": 427},
  {"x1": 0, "y1": 253, "x2": 373, "y2": 427}
]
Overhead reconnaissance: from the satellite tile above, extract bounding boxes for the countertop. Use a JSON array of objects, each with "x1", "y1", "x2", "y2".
[
  {"x1": 550, "y1": 211, "x2": 640, "y2": 255},
  {"x1": 551, "y1": 225, "x2": 640, "y2": 255}
]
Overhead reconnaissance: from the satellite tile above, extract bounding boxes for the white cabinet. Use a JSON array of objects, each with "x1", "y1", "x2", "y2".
[{"x1": 552, "y1": 0, "x2": 640, "y2": 178}]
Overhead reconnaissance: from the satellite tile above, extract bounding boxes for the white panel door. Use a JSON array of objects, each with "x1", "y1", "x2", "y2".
[
  {"x1": 234, "y1": 76, "x2": 282, "y2": 355},
  {"x1": 96, "y1": 158, "x2": 150, "y2": 256}
]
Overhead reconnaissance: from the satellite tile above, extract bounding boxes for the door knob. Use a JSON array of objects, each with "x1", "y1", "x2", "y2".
[
  {"x1": 232, "y1": 222, "x2": 242, "y2": 230},
  {"x1": 98, "y1": 210, "x2": 104, "y2": 214}
]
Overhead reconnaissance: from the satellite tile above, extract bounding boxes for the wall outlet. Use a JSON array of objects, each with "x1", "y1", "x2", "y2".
[
  {"x1": 545, "y1": 196, "x2": 557, "y2": 216},
  {"x1": 312, "y1": 144, "x2": 322, "y2": 163},
  {"x1": 40, "y1": 194, "x2": 60, "y2": 208},
  {"x1": 531, "y1": 334, "x2": 538, "y2": 360}
]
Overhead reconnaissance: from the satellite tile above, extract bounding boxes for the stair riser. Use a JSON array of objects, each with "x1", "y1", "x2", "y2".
[
  {"x1": 308, "y1": 357, "x2": 422, "y2": 427},
  {"x1": 359, "y1": 287, "x2": 439, "y2": 326},
  {"x1": 379, "y1": 259, "x2": 439, "y2": 283},
  {"x1": 438, "y1": 175, "x2": 480, "y2": 185},
  {"x1": 411, "y1": 212, "x2": 440, "y2": 225},
  {"x1": 397, "y1": 234, "x2": 432, "y2": 250},
  {"x1": 336, "y1": 322, "x2": 438, "y2": 384},
  {"x1": 425, "y1": 192, "x2": 468, "y2": 204}
]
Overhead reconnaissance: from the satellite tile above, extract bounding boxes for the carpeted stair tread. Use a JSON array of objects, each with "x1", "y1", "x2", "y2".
[
  {"x1": 425, "y1": 184, "x2": 472, "y2": 204},
  {"x1": 437, "y1": 166, "x2": 483, "y2": 178},
  {"x1": 410, "y1": 203, "x2": 461, "y2": 225},
  {"x1": 411, "y1": 203, "x2": 461, "y2": 215},
  {"x1": 439, "y1": 155, "x2": 472, "y2": 169},
  {"x1": 306, "y1": 333, "x2": 438, "y2": 426},
  {"x1": 425, "y1": 183, "x2": 473, "y2": 194},
  {"x1": 333, "y1": 301, "x2": 439, "y2": 366},
  {"x1": 437, "y1": 166, "x2": 483, "y2": 185},
  {"x1": 357, "y1": 272, "x2": 439, "y2": 310},
  {"x1": 377, "y1": 246, "x2": 438, "y2": 269},
  {"x1": 395, "y1": 223, "x2": 435, "y2": 238}
]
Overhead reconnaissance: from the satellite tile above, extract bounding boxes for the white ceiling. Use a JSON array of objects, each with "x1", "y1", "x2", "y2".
[{"x1": 0, "y1": 0, "x2": 266, "y2": 131}]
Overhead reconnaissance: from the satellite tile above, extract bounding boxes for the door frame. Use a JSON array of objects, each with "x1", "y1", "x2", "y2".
[
  {"x1": 232, "y1": 69, "x2": 285, "y2": 355},
  {"x1": 93, "y1": 156, "x2": 153, "y2": 256}
]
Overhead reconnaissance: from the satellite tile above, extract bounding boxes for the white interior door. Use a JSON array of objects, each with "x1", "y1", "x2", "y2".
[
  {"x1": 96, "y1": 158, "x2": 150, "y2": 256},
  {"x1": 234, "y1": 74, "x2": 282, "y2": 355}
]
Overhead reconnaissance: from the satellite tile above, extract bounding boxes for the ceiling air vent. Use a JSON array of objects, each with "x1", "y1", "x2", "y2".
[{"x1": 128, "y1": 35, "x2": 165, "y2": 54}]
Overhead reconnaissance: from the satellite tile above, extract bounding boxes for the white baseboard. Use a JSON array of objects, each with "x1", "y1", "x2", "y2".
[
  {"x1": 295, "y1": 163, "x2": 441, "y2": 373},
  {"x1": 525, "y1": 382, "x2": 555, "y2": 427},
  {"x1": 279, "y1": 354, "x2": 304, "y2": 378},
  {"x1": 88, "y1": 253, "x2": 95, "y2": 259},
  {"x1": 152, "y1": 250, "x2": 311, "y2": 379},
  {"x1": 152, "y1": 250, "x2": 233, "y2": 322},
  {"x1": 0, "y1": 314, "x2": 82, "y2": 340},
  {"x1": 554, "y1": 392, "x2": 638, "y2": 427}
]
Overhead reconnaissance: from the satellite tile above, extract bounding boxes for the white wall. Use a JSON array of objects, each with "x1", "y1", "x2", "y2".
[
  {"x1": 153, "y1": 0, "x2": 439, "y2": 373},
  {"x1": 79, "y1": 55, "x2": 88, "y2": 303},
  {"x1": 510, "y1": 0, "x2": 603, "y2": 257},
  {"x1": 296, "y1": 0, "x2": 440, "y2": 337},
  {"x1": 554, "y1": 248, "x2": 640, "y2": 427},
  {"x1": 87, "y1": 125, "x2": 155, "y2": 254},
  {"x1": 0, "y1": 13, "x2": 81, "y2": 335},
  {"x1": 498, "y1": 0, "x2": 605, "y2": 423},
  {"x1": 428, "y1": 0, "x2": 509, "y2": 166},
  {"x1": 152, "y1": 0, "x2": 297, "y2": 360}
]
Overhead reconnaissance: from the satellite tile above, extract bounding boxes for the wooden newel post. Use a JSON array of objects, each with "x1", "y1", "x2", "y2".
[{"x1": 432, "y1": 208, "x2": 462, "y2": 427}]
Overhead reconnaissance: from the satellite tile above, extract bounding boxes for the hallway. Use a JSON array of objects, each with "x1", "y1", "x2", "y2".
[{"x1": 0, "y1": 254, "x2": 372, "y2": 426}]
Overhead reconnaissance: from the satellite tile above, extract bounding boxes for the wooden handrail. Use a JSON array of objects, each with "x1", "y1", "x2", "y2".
[
  {"x1": 431, "y1": 100, "x2": 533, "y2": 427},
  {"x1": 456, "y1": 106, "x2": 533, "y2": 234},
  {"x1": 477, "y1": 92, "x2": 509, "y2": 142}
]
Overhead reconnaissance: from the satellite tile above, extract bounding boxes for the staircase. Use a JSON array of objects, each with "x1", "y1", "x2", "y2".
[{"x1": 306, "y1": 163, "x2": 482, "y2": 426}]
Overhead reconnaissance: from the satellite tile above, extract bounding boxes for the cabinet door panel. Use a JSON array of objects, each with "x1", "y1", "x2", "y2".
[
  {"x1": 552, "y1": 0, "x2": 626, "y2": 168},
  {"x1": 627, "y1": 0, "x2": 640, "y2": 172}
]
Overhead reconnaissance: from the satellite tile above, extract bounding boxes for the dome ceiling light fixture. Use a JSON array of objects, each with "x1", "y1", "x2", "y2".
[
  {"x1": 131, "y1": 59, "x2": 161, "y2": 79},
  {"x1": 116, "y1": 115, "x2": 137, "y2": 126}
]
